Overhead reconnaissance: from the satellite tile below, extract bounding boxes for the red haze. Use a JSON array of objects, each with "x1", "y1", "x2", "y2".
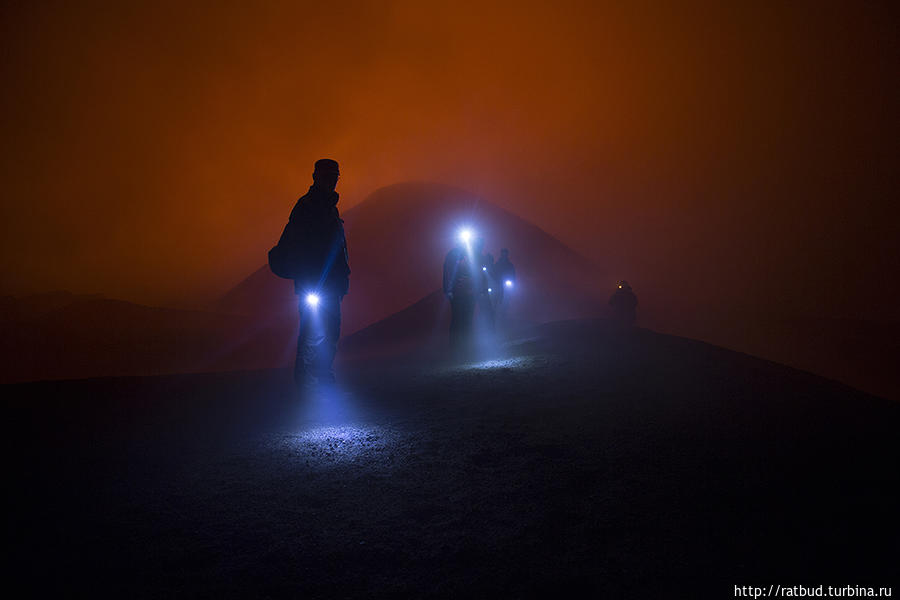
[{"x1": 1, "y1": 1, "x2": 897, "y2": 322}]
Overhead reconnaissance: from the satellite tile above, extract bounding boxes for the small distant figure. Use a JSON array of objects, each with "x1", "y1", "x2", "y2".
[
  {"x1": 609, "y1": 280, "x2": 638, "y2": 327},
  {"x1": 443, "y1": 236, "x2": 493, "y2": 348},
  {"x1": 268, "y1": 158, "x2": 350, "y2": 391},
  {"x1": 474, "y1": 238, "x2": 496, "y2": 333},
  {"x1": 493, "y1": 248, "x2": 516, "y2": 307},
  {"x1": 443, "y1": 244, "x2": 475, "y2": 349},
  {"x1": 485, "y1": 250, "x2": 496, "y2": 274}
]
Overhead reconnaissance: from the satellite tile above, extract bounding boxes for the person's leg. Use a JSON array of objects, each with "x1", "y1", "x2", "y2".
[
  {"x1": 315, "y1": 295, "x2": 342, "y2": 382},
  {"x1": 496, "y1": 295, "x2": 507, "y2": 333},
  {"x1": 460, "y1": 294, "x2": 476, "y2": 345},
  {"x1": 480, "y1": 295, "x2": 496, "y2": 332},
  {"x1": 449, "y1": 296, "x2": 462, "y2": 348},
  {"x1": 295, "y1": 301, "x2": 315, "y2": 385}
]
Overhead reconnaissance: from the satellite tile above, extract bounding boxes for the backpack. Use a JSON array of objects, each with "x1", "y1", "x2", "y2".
[
  {"x1": 269, "y1": 199, "x2": 349, "y2": 286},
  {"x1": 268, "y1": 242, "x2": 298, "y2": 279},
  {"x1": 268, "y1": 215, "x2": 312, "y2": 280}
]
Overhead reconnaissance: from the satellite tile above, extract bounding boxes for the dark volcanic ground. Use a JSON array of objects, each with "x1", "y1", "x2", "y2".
[{"x1": 5, "y1": 320, "x2": 899, "y2": 597}]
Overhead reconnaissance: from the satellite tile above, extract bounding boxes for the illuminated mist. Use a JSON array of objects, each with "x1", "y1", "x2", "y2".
[{"x1": 1, "y1": 1, "x2": 897, "y2": 323}]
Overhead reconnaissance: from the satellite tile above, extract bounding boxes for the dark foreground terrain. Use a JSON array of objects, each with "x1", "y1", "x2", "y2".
[{"x1": 5, "y1": 320, "x2": 899, "y2": 597}]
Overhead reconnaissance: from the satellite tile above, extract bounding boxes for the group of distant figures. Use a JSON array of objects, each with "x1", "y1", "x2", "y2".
[
  {"x1": 442, "y1": 234, "x2": 639, "y2": 349},
  {"x1": 269, "y1": 158, "x2": 639, "y2": 391},
  {"x1": 442, "y1": 237, "x2": 516, "y2": 349}
]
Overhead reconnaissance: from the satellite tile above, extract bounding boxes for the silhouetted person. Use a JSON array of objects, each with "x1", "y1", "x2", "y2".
[
  {"x1": 270, "y1": 159, "x2": 350, "y2": 390},
  {"x1": 444, "y1": 243, "x2": 475, "y2": 349},
  {"x1": 490, "y1": 248, "x2": 515, "y2": 329},
  {"x1": 609, "y1": 280, "x2": 637, "y2": 327},
  {"x1": 493, "y1": 248, "x2": 516, "y2": 306},
  {"x1": 443, "y1": 237, "x2": 493, "y2": 348},
  {"x1": 473, "y1": 238, "x2": 496, "y2": 333}
]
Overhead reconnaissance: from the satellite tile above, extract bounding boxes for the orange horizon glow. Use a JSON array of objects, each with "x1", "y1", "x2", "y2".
[{"x1": 1, "y1": 1, "x2": 897, "y2": 321}]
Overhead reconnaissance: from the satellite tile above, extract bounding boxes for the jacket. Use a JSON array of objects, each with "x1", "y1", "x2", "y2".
[{"x1": 278, "y1": 185, "x2": 350, "y2": 296}]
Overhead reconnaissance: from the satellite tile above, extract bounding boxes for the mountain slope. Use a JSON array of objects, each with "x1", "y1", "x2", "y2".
[
  {"x1": 0, "y1": 296, "x2": 296, "y2": 383},
  {"x1": 6, "y1": 318, "x2": 898, "y2": 595}
]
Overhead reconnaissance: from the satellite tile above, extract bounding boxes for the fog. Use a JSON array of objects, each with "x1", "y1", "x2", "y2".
[{"x1": 2, "y1": 0, "x2": 897, "y2": 320}]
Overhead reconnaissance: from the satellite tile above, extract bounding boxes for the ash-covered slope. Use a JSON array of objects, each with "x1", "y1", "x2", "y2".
[
  {"x1": 0, "y1": 295, "x2": 296, "y2": 383},
  {"x1": 6, "y1": 319, "x2": 898, "y2": 596},
  {"x1": 338, "y1": 289, "x2": 447, "y2": 357},
  {"x1": 217, "y1": 182, "x2": 608, "y2": 335}
]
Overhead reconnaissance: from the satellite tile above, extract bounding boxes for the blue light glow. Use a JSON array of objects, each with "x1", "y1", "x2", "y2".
[
  {"x1": 447, "y1": 356, "x2": 540, "y2": 372},
  {"x1": 281, "y1": 425, "x2": 399, "y2": 464},
  {"x1": 305, "y1": 293, "x2": 320, "y2": 308}
]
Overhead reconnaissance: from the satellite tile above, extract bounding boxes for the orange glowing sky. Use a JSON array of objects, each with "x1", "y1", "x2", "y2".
[{"x1": 1, "y1": 1, "x2": 897, "y2": 319}]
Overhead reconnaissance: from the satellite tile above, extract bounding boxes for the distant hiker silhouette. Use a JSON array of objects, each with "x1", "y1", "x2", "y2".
[
  {"x1": 493, "y1": 248, "x2": 516, "y2": 306},
  {"x1": 492, "y1": 247, "x2": 516, "y2": 328},
  {"x1": 609, "y1": 280, "x2": 638, "y2": 327},
  {"x1": 268, "y1": 158, "x2": 350, "y2": 390},
  {"x1": 443, "y1": 236, "x2": 492, "y2": 349},
  {"x1": 473, "y1": 238, "x2": 496, "y2": 333},
  {"x1": 443, "y1": 244, "x2": 473, "y2": 349}
]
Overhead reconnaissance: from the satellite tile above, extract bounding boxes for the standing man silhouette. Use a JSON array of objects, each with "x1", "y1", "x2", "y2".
[
  {"x1": 493, "y1": 248, "x2": 516, "y2": 327},
  {"x1": 443, "y1": 236, "x2": 493, "y2": 350},
  {"x1": 443, "y1": 242, "x2": 476, "y2": 350},
  {"x1": 272, "y1": 159, "x2": 350, "y2": 390},
  {"x1": 472, "y1": 237, "x2": 496, "y2": 333},
  {"x1": 609, "y1": 280, "x2": 638, "y2": 328}
]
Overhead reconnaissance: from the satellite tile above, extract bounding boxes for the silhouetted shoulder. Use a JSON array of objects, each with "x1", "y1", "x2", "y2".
[{"x1": 445, "y1": 247, "x2": 463, "y2": 262}]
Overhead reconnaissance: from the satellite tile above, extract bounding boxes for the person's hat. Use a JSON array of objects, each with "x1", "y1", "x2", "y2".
[{"x1": 313, "y1": 158, "x2": 340, "y2": 175}]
